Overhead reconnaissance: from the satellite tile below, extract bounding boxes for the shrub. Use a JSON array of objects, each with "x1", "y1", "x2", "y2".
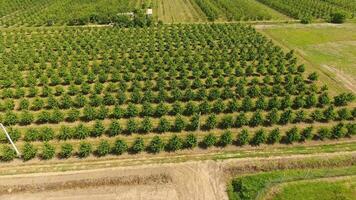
[
  {"x1": 66, "y1": 109, "x2": 80, "y2": 122},
  {"x1": 50, "y1": 109, "x2": 64, "y2": 123},
  {"x1": 78, "y1": 142, "x2": 92, "y2": 158},
  {"x1": 24, "y1": 128, "x2": 40, "y2": 142},
  {"x1": 107, "y1": 120, "x2": 122, "y2": 137},
  {"x1": 250, "y1": 129, "x2": 266, "y2": 146},
  {"x1": 337, "y1": 108, "x2": 352, "y2": 120},
  {"x1": 308, "y1": 72, "x2": 318, "y2": 81},
  {"x1": 266, "y1": 109, "x2": 279, "y2": 126},
  {"x1": 331, "y1": 123, "x2": 348, "y2": 139},
  {"x1": 112, "y1": 139, "x2": 128, "y2": 155},
  {"x1": 41, "y1": 142, "x2": 55, "y2": 160},
  {"x1": 267, "y1": 128, "x2": 280, "y2": 144},
  {"x1": 279, "y1": 109, "x2": 293, "y2": 124},
  {"x1": 96, "y1": 140, "x2": 110, "y2": 157},
  {"x1": 58, "y1": 126, "x2": 73, "y2": 140},
  {"x1": 39, "y1": 127, "x2": 55, "y2": 141},
  {"x1": 173, "y1": 115, "x2": 186, "y2": 132},
  {"x1": 141, "y1": 102, "x2": 155, "y2": 116},
  {"x1": 345, "y1": 123, "x2": 356, "y2": 137},
  {"x1": 19, "y1": 111, "x2": 34, "y2": 125},
  {"x1": 165, "y1": 135, "x2": 183, "y2": 152},
  {"x1": 37, "y1": 110, "x2": 51, "y2": 123},
  {"x1": 235, "y1": 113, "x2": 248, "y2": 127},
  {"x1": 6, "y1": 128, "x2": 21, "y2": 142},
  {"x1": 148, "y1": 136, "x2": 164, "y2": 153},
  {"x1": 83, "y1": 105, "x2": 96, "y2": 121},
  {"x1": 219, "y1": 130, "x2": 233, "y2": 147},
  {"x1": 184, "y1": 101, "x2": 197, "y2": 116},
  {"x1": 126, "y1": 118, "x2": 138, "y2": 134},
  {"x1": 219, "y1": 115, "x2": 234, "y2": 129},
  {"x1": 189, "y1": 113, "x2": 200, "y2": 131},
  {"x1": 155, "y1": 102, "x2": 169, "y2": 117},
  {"x1": 91, "y1": 120, "x2": 105, "y2": 137},
  {"x1": 334, "y1": 93, "x2": 354, "y2": 106},
  {"x1": 300, "y1": 15, "x2": 312, "y2": 24},
  {"x1": 22, "y1": 142, "x2": 37, "y2": 161},
  {"x1": 205, "y1": 114, "x2": 217, "y2": 130},
  {"x1": 184, "y1": 133, "x2": 198, "y2": 149},
  {"x1": 241, "y1": 97, "x2": 253, "y2": 111},
  {"x1": 141, "y1": 117, "x2": 153, "y2": 133},
  {"x1": 318, "y1": 92, "x2": 330, "y2": 106},
  {"x1": 157, "y1": 117, "x2": 171, "y2": 133},
  {"x1": 74, "y1": 124, "x2": 90, "y2": 139},
  {"x1": 131, "y1": 137, "x2": 145, "y2": 153},
  {"x1": 330, "y1": 12, "x2": 347, "y2": 24},
  {"x1": 300, "y1": 126, "x2": 314, "y2": 142},
  {"x1": 236, "y1": 129, "x2": 249, "y2": 146},
  {"x1": 294, "y1": 110, "x2": 306, "y2": 123},
  {"x1": 1, "y1": 145, "x2": 17, "y2": 161},
  {"x1": 112, "y1": 105, "x2": 124, "y2": 119},
  {"x1": 323, "y1": 106, "x2": 336, "y2": 121},
  {"x1": 317, "y1": 127, "x2": 331, "y2": 140},
  {"x1": 3, "y1": 111, "x2": 18, "y2": 126},
  {"x1": 201, "y1": 133, "x2": 217, "y2": 148},
  {"x1": 96, "y1": 106, "x2": 108, "y2": 120},
  {"x1": 59, "y1": 143, "x2": 73, "y2": 159},
  {"x1": 249, "y1": 111, "x2": 263, "y2": 127},
  {"x1": 284, "y1": 127, "x2": 300, "y2": 144}
]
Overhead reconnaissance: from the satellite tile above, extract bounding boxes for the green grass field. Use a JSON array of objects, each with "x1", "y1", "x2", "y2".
[
  {"x1": 272, "y1": 176, "x2": 356, "y2": 200},
  {"x1": 260, "y1": 23, "x2": 356, "y2": 95},
  {"x1": 227, "y1": 166, "x2": 356, "y2": 200}
]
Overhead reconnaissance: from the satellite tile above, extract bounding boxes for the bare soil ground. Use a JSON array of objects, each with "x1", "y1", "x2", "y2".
[
  {"x1": 0, "y1": 160, "x2": 225, "y2": 200},
  {"x1": 0, "y1": 152, "x2": 354, "y2": 200}
]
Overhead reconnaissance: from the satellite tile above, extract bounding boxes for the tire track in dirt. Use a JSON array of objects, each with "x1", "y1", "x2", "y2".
[{"x1": 322, "y1": 64, "x2": 356, "y2": 93}]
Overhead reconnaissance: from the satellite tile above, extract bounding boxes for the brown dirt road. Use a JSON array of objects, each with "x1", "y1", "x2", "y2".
[
  {"x1": 0, "y1": 151, "x2": 355, "y2": 200},
  {"x1": 0, "y1": 160, "x2": 224, "y2": 200}
]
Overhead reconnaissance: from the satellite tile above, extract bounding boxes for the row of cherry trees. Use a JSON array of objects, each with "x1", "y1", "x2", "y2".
[{"x1": 1, "y1": 122, "x2": 354, "y2": 161}]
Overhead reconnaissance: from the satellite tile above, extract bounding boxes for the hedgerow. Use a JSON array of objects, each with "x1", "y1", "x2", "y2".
[{"x1": 1, "y1": 122, "x2": 354, "y2": 162}]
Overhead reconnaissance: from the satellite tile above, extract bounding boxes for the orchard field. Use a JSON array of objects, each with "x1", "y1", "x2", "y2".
[
  {"x1": 0, "y1": 23, "x2": 355, "y2": 161},
  {"x1": 0, "y1": 0, "x2": 355, "y2": 200}
]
